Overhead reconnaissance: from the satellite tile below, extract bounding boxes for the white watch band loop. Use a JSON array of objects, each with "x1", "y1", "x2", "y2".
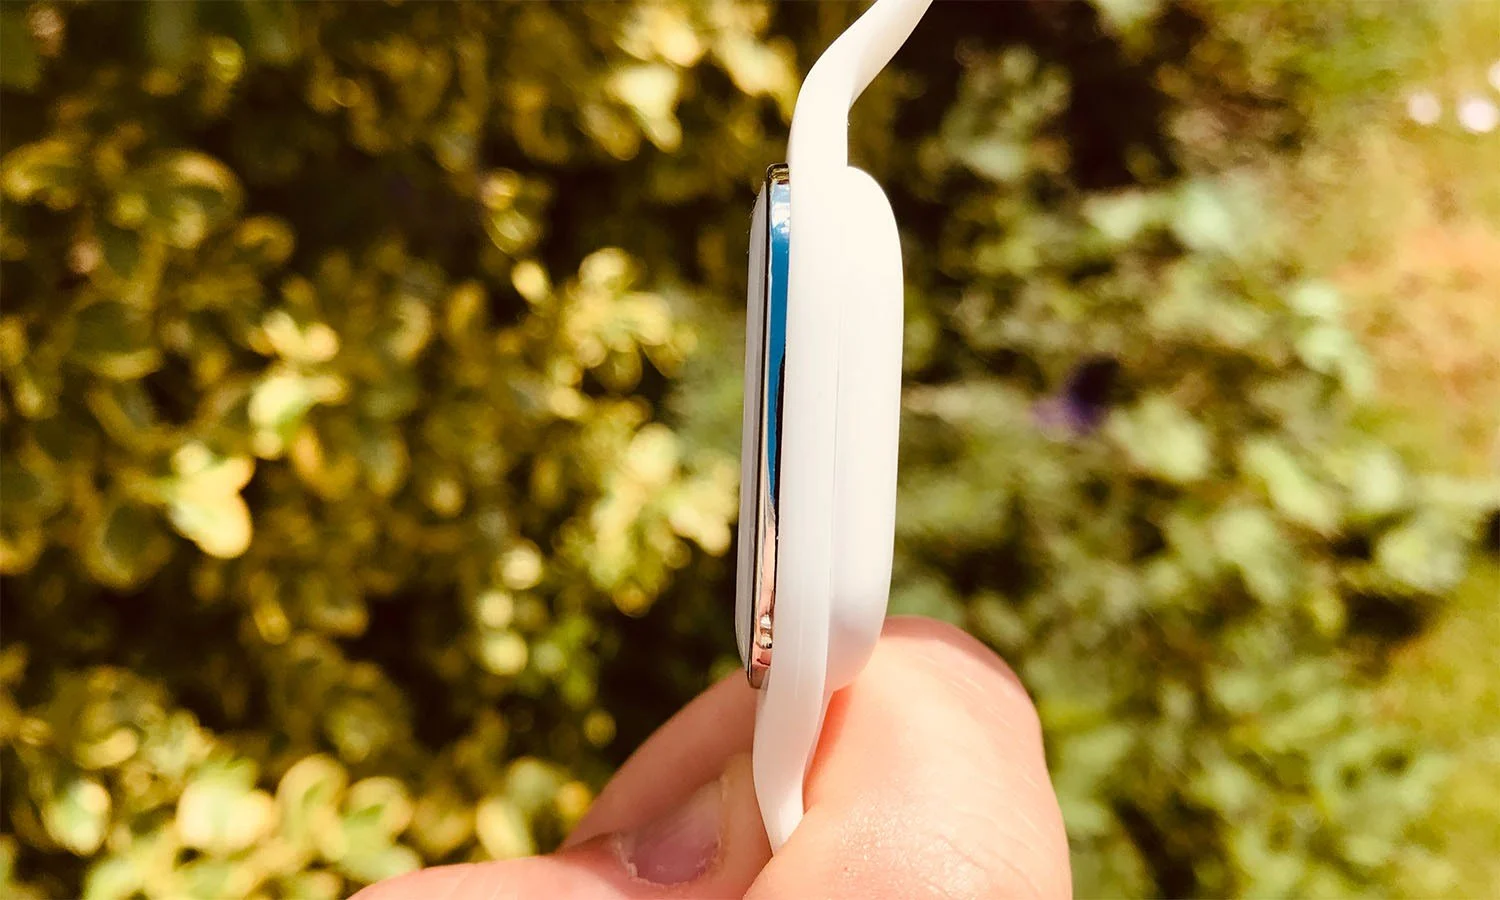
[{"x1": 754, "y1": 0, "x2": 933, "y2": 854}]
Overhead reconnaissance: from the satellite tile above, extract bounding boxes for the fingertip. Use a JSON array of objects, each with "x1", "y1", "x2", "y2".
[
  {"x1": 750, "y1": 615, "x2": 1070, "y2": 899},
  {"x1": 349, "y1": 843, "x2": 637, "y2": 900},
  {"x1": 349, "y1": 863, "x2": 482, "y2": 900},
  {"x1": 881, "y1": 614, "x2": 1030, "y2": 696},
  {"x1": 877, "y1": 614, "x2": 1046, "y2": 752}
]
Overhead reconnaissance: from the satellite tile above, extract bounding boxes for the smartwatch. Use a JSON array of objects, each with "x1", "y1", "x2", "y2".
[{"x1": 735, "y1": 0, "x2": 934, "y2": 853}]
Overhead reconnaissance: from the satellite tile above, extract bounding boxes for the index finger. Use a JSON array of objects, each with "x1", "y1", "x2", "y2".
[{"x1": 752, "y1": 616, "x2": 1070, "y2": 898}]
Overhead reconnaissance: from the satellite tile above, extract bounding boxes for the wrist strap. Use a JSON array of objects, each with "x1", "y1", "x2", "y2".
[{"x1": 756, "y1": 0, "x2": 933, "y2": 853}]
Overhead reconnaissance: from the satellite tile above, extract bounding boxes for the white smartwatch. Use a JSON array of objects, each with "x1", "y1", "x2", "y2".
[{"x1": 735, "y1": 0, "x2": 935, "y2": 853}]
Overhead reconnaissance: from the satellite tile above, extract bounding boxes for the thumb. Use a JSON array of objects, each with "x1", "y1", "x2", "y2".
[
  {"x1": 606, "y1": 752, "x2": 769, "y2": 890},
  {"x1": 352, "y1": 753, "x2": 769, "y2": 900}
]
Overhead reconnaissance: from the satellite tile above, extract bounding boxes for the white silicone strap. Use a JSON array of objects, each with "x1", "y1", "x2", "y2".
[{"x1": 754, "y1": 0, "x2": 933, "y2": 853}]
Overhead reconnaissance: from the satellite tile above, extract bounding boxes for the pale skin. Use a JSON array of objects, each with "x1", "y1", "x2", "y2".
[{"x1": 355, "y1": 616, "x2": 1072, "y2": 899}]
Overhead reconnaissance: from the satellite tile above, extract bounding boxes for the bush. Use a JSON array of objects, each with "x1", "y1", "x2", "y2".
[{"x1": 2, "y1": 2, "x2": 1495, "y2": 897}]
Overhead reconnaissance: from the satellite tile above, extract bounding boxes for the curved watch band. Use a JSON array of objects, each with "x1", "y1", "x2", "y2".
[{"x1": 753, "y1": 0, "x2": 934, "y2": 853}]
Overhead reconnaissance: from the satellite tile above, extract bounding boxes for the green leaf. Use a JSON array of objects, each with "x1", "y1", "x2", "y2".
[
  {"x1": 83, "y1": 497, "x2": 173, "y2": 590},
  {"x1": 1191, "y1": 756, "x2": 1261, "y2": 816},
  {"x1": 1240, "y1": 437, "x2": 1341, "y2": 535},
  {"x1": 70, "y1": 301, "x2": 161, "y2": 379},
  {"x1": 503, "y1": 757, "x2": 565, "y2": 820},
  {"x1": 165, "y1": 490, "x2": 253, "y2": 560},
  {"x1": 97, "y1": 222, "x2": 145, "y2": 285},
  {"x1": 300, "y1": 575, "x2": 368, "y2": 637},
  {"x1": 81, "y1": 856, "x2": 139, "y2": 900},
  {"x1": 474, "y1": 795, "x2": 534, "y2": 860},
  {"x1": 1289, "y1": 280, "x2": 1343, "y2": 322},
  {"x1": 1172, "y1": 180, "x2": 1237, "y2": 253},
  {"x1": 174, "y1": 859, "x2": 246, "y2": 900},
  {"x1": 278, "y1": 754, "x2": 348, "y2": 853},
  {"x1": 1213, "y1": 505, "x2": 1296, "y2": 605},
  {"x1": 43, "y1": 776, "x2": 111, "y2": 855},
  {"x1": 1063, "y1": 723, "x2": 1137, "y2": 774},
  {"x1": 1, "y1": 139, "x2": 83, "y2": 208},
  {"x1": 176, "y1": 768, "x2": 275, "y2": 855},
  {"x1": 344, "y1": 777, "x2": 413, "y2": 840},
  {"x1": 968, "y1": 592, "x2": 1029, "y2": 652},
  {"x1": 338, "y1": 843, "x2": 421, "y2": 886},
  {"x1": 956, "y1": 138, "x2": 1028, "y2": 183},
  {"x1": 410, "y1": 783, "x2": 474, "y2": 859},
  {"x1": 0, "y1": 455, "x2": 63, "y2": 516},
  {"x1": 711, "y1": 33, "x2": 796, "y2": 114},
  {"x1": 1375, "y1": 516, "x2": 1469, "y2": 594},
  {"x1": 357, "y1": 426, "x2": 409, "y2": 498},
  {"x1": 275, "y1": 871, "x2": 343, "y2": 900},
  {"x1": 478, "y1": 629, "x2": 529, "y2": 676},
  {"x1": 1109, "y1": 396, "x2": 1213, "y2": 484},
  {"x1": 607, "y1": 64, "x2": 682, "y2": 152},
  {"x1": 234, "y1": 216, "x2": 297, "y2": 268},
  {"x1": 1084, "y1": 191, "x2": 1158, "y2": 246},
  {"x1": 1339, "y1": 445, "x2": 1407, "y2": 520},
  {"x1": 1093, "y1": 0, "x2": 1163, "y2": 35},
  {"x1": 1296, "y1": 323, "x2": 1373, "y2": 397},
  {"x1": 248, "y1": 372, "x2": 317, "y2": 456},
  {"x1": 119, "y1": 152, "x2": 244, "y2": 249}
]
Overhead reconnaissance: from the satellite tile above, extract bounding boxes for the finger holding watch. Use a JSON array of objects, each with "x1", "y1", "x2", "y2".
[
  {"x1": 354, "y1": 617, "x2": 1071, "y2": 899},
  {"x1": 739, "y1": 0, "x2": 935, "y2": 851}
]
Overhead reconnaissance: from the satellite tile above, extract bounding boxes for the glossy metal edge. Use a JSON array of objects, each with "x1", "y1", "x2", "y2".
[
  {"x1": 735, "y1": 183, "x2": 768, "y2": 670},
  {"x1": 741, "y1": 164, "x2": 789, "y2": 688}
]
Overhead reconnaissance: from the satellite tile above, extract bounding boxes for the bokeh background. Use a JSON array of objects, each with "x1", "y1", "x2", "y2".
[{"x1": 2, "y1": 1, "x2": 1498, "y2": 897}]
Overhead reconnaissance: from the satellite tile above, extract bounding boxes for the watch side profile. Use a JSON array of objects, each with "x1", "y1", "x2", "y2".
[
  {"x1": 743, "y1": 0, "x2": 934, "y2": 853},
  {"x1": 736, "y1": 165, "x2": 790, "y2": 689}
]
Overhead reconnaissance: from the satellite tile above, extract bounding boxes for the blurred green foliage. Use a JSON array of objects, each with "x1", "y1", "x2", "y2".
[{"x1": 1, "y1": 2, "x2": 1495, "y2": 898}]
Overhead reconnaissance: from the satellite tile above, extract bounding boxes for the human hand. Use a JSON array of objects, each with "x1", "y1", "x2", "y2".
[{"x1": 354, "y1": 616, "x2": 1070, "y2": 899}]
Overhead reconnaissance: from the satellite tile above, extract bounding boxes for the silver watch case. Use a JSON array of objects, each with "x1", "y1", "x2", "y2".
[{"x1": 735, "y1": 164, "x2": 790, "y2": 688}]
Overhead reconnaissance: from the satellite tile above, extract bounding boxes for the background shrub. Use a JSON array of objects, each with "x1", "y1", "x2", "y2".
[{"x1": 2, "y1": 2, "x2": 1495, "y2": 897}]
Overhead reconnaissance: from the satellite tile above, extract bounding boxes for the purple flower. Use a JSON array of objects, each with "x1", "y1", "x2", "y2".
[{"x1": 1034, "y1": 357, "x2": 1119, "y2": 438}]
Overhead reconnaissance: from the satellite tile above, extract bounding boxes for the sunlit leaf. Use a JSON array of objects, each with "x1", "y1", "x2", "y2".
[
  {"x1": 44, "y1": 777, "x2": 110, "y2": 856},
  {"x1": 1, "y1": 139, "x2": 82, "y2": 209},
  {"x1": 337, "y1": 843, "x2": 420, "y2": 886},
  {"x1": 277, "y1": 754, "x2": 348, "y2": 852},
  {"x1": 81, "y1": 855, "x2": 138, "y2": 900},
  {"x1": 1240, "y1": 438, "x2": 1341, "y2": 535},
  {"x1": 1376, "y1": 516, "x2": 1469, "y2": 594},
  {"x1": 474, "y1": 795, "x2": 533, "y2": 860},
  {"x1": 1172, "y1": 180, "x2": 1237, "y2": 254},
  {"x1": 344, "y1": 777, "x2": 413, "y2": 839},
  {"x1": 1093, "y1": 0, "x2": 1163, "y2": 36},
  {"x1": 1213, "y1": 505, "x2": 1296, "y2": 606},
  {"x1": 410, "y1": 784, "x2": 473, "y2": 859},
  {"x1": 608, "y1": 64, "x2": 683, "y2": 152},
  {"x1": 177, "y1": 762, "x2": 275, "y2": 856},
  {"x1": 1109, "y1": 396, "x2": 1212, "y2": 485},
  {"x1": 165, "y1": 489, "x2": 253, "y2": 560}
]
